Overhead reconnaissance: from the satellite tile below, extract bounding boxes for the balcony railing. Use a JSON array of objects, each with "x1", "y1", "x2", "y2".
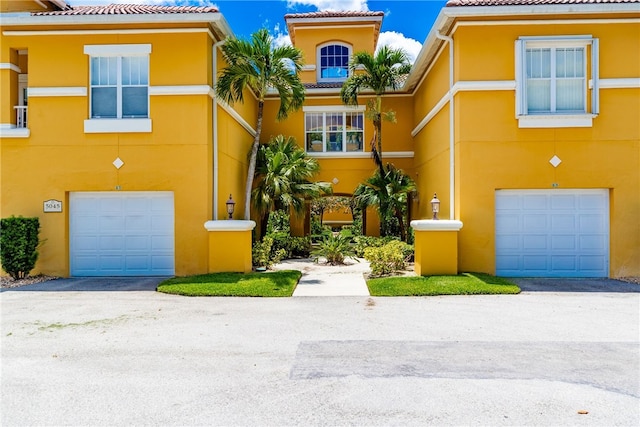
[{"x1": 14, "y1": 106, "x2": 27, "y2": 128}]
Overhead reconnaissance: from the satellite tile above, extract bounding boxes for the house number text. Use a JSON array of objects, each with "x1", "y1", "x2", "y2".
[{"x1": 43, "y1": 199, "x2": 62, "y2": 213}]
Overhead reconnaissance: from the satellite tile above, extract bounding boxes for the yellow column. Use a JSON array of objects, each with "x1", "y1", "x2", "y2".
[
  {"x1": 410, "y1": 220, "x2": 463, "y2": 276},
  {"x1": 204, "y1": 220, "x2": 256, "y2": 273}
]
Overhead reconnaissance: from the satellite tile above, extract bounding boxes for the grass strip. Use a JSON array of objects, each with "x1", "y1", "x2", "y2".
[
  {"x1": 367, "y1": 272, "x2": 520, "y2": 296},
  {"x1": 157, "y1": 270, "x2": 302, "y2": 297}
]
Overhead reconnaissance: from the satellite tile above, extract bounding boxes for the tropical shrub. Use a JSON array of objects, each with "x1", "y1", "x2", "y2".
[
  {"x1": 288, "y1": 236, "x2": 312, "y2": 258},
  {"x1": 353, "y1": 235, "x2": 397, "y2": 257},
  {"x1": 311, "y1": 233, "x2": 358, "y2": 265},
  {"x1": 252, "y1": 236, "x2": 286, "y2": 269},
  {"x1": 270, "y1": 232, "x2": 311, "y2": 258},
  {"x1": 364, "y1": 240, "x2": 413, "y2": 277},
  {"x1": 0, "y1": 216, "x2": 40, "y2": 280}
]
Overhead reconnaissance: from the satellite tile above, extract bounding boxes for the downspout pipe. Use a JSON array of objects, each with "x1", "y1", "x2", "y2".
[
  {"x1": 212, "y1": 39, "x2": 225, "y2": 220},
  {"x1": 436, "y1": 31, "x2": 455, "y2": 220}
]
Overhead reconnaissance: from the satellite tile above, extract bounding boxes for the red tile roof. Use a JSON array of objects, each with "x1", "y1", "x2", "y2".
[
  {"x1": 284, "y1": 11, "x2": 384, "y2": 19},
  {"x1": 32, "y1": 4, "x2": 219, "y2": 16},
  {"x1": 446, "y1": 0, "x2": 638, "y2": 6}
]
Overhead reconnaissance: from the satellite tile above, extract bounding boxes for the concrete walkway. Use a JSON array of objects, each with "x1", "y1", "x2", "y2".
[{"x1": 273, "y1": 257, "x2": 371, "y2": 296}]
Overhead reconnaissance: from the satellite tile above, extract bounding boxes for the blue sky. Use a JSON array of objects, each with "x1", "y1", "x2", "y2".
[{"x1": 70, "y1": 1, "x2": 448, "y2": 62}]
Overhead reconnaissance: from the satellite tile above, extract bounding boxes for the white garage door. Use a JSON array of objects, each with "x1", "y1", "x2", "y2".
[
  {"x1": 495, "y1": 189, "x2": 609, "y2": 277},
  {"x1": 70, "y1": 192, "x2": 174, "y2": 276}
]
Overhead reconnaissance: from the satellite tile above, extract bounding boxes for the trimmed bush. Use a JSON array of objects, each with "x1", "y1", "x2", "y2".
[
  {"x1": 364, "y1": 240, "x2": 413, "y2": 277},
  {"x1": 353, "y1": 235, "x2": 397, "y2": 257},
  {"x1": 0, "y1": 216, "x2": 40, "y2": 280},
  {"x1": 252, "y1": 236, "x2": 286, "y2": 268},
  {"x1": 269, "y1": 232, "x2": 311, "y2": 258},
  {"x1": 288, "y1": 236, "x2": 312, "y2": 258}
]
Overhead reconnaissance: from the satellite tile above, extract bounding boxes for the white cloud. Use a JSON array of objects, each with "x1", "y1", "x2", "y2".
[
  {"x1": 272, "y1": 23, "x2": 292, "y2": 47},
  {"x1": 287, "y1": 0, "x2": 368, "y2": 12},
  {"x1": 377, "y1": 31, "x2": 422, "y2": 64}
]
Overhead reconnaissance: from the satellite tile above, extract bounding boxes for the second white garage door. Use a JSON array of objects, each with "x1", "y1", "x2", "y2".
[
  {"x1": 70, "y1": 192, "x2": 175, "y2": 276},
  {"x1": 495, "y1": 189, "x2": 609, "y2": 277}
]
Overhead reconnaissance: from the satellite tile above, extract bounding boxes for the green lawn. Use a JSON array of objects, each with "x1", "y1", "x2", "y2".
[
  {"x1": 367, "y1": 272, "x2": 520, "y2": 296},
  {"x1": 156, "y1": 270, "x2": 302, "y2": 297}
]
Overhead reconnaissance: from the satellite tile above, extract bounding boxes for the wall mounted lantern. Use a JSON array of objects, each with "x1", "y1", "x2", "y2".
[
  {"x1": 430, "y1": 193, "x2": 440, "y2": 220},
  {"x1": 226, "y1": 194, "x2": 235, "y2": 220}
]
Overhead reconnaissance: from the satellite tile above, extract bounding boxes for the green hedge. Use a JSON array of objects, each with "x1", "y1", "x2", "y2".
[{"x1": 0, "y1": 216, "x2": 40, "y2": 280}]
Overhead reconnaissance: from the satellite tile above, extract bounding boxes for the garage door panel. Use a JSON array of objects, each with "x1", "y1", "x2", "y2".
[
  {"x1": 151, "y1": 235, "x2": 173, "y2": 250},
  {"x1": 125, "y1": 236, "x2": 149, "y2": 250},
  {"x1": 99, "y1": 235, "x2": 124, "y2": 250},
  {"x1": 74, "y1": 236, "x2": 98, "y2": 250},
  {"x1": 100, "y1": 255, "x2": 124, "y2": 271},
  {"x1": 551, "y1": 256, "x2": 576, "y2": 271},
  {"x1": 551, "y1": 235, "x2": 576, "y2": 250},
  {"x1": 496, "y1": 234, "x2": 519, "y2": 250},
  {"x1": 551, "y1": 194, "x2": 576, "y2": 209},
  {"x1": 496, "y1": 189, "x2": 608, "y2": 277},
  {"x1": 551, "y1": 215, "x2": 576, "y2": 232},
  {"x1": 523, "y1": 234, "x2": 547, "y2": 250},
  {"x1": 580, "y1": 193, "x2": 606, "y2": 209},
  {"x1": 495, "y1": 214, "x2": 519, "y2": 232},
  {"x1": 125, "y1": 215, "x2": 149, "y2": 232},
  {"x1": 580, "y1": 255, "x2": 606, "y2": 271},
  {"x1": 580, "y1": 235, "x2": 606, "y2": 250},
  {"x1": 100, "y1": 215, "x2": 124, "y2": 231},
  {"x1": 523, "y1": 194, "x2": 547, "y2": 210},
  {"x1": 70, "y1": 192, "x2": 174, "y2": 276},
  {"x1": 523, "y1": 255, "x2": 547, "y2": 270},
  {"x1": 523, "y1": 214, "x2": 546, "y2": 230},
  {"x1": 100, "y1": 197, "x2": 123, "y2": 212}
]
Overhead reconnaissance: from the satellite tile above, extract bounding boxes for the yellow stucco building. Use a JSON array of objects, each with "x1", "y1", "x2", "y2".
[{"x1": 1, "y1": 0, "x2": 638, "y2": 278}]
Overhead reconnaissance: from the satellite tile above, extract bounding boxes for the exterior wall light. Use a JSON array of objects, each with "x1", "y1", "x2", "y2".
[
  {"x1": 226, "y1": 194, "x2": 235, "y2": 220},
  {"x1": 430, "y1": 193, "x2": 440, "y2": 220}
]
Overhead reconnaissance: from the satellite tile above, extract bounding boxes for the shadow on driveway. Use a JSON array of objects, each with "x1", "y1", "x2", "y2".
[
  {"x1": 511, "y1": 278, "x2": 640, "y2": 293},
  {"x1": 0, "y1": 277, "x2": 169, "y2": 292}
]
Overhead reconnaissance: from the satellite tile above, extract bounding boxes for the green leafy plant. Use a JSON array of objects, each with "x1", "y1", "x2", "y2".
[
  {"x1": 251, "y1": 236, "x2": 286, "y2": 269},
  {"x1": 288, "y1": 236, "x2": 312, "y2": 258},
  {"x1": 270, "y1": 232, "x2": 311, "y2": 258},
  {"x1": 364, "y1": 240, "x2": 412, "y2": 277},
  {"x1": 311, "y1": 233, "x2": 358, "y2": 265},
  {"x1": 353, "y1": 235, "x2": 397, "y2": 257},
  {"x1": 0, "y1": 216, "x2": 40, "y2": 280}
]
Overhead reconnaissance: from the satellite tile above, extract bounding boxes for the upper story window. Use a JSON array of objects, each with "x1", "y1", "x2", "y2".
[
  {"x1": 90, "y1": 56, "x2": 148, "y2": 119},
  {"x1": 84, "y1": 44, "x2": 152, "y2": 133},
  {"x1": 318, "y1": 43, "x2": 351, "y2": 82},
  {"x1": 516, "y1": 36, "x2": 598, "y2": 128},
  {"x1": 305, "y1": 108, "x2": 364, "y2": 154}
]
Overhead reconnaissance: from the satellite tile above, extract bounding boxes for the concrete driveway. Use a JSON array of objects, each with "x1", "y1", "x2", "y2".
[
  {"x1": 1, "y1": 281, "x2": 638, "y2": 426},
  {"x1": 0, "y1": 277, "x2": 168, "y2": 292}
]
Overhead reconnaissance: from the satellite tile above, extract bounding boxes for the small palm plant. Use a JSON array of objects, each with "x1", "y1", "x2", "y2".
[{"x1": 311, "y1": 233, "x2": 359, "y2": 266}]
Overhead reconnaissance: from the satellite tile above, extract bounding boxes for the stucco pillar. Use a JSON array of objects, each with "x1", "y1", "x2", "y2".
[
  {"x1": 204, "y1": 220, "x2": 256, "y2": 273},
  {"x1": 410, "y1": 220, "x2": 463, "y2": 276}
]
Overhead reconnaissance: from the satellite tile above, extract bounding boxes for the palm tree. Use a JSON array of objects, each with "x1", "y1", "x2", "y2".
[
  {"x1": 353, "y1": 164, "x2": 416, "y2": 241},
  {"x1": 340, "y1": 46, "x2": 411, "y2": 174},
  {"x1": 252, "y1": 135, "x2": 332, "y2": 238},
  {"x1": 216, "y1": 28, "x2": 306, "y2": 220}
]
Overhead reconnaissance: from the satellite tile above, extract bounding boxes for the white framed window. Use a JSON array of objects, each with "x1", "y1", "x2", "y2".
[
  {"x1": 317, "y1": 42, "x2": 351, "y2": 82},
  {"x1": 515, "y1": 36, "x2": 599, "y2": 128},
  {"x1": 304, "y1": 107, "x2": 364, "y2": 154},
  {"x1": 84, "y1": 44, "x2": 151, "y2": 133}
]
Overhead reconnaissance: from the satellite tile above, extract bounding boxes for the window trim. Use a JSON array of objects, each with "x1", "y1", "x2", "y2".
[
  {"x1": 303, "y1": 106, "x2": 365, "y2": 155},
  {"x1": 316, "y1": 42, "x2": 352, "y2": 83},
  {"x1": 515, "y1": 36, "x2": 598, "y2": 128},
  {"x1": 84, "y1": 44, "x2": 151, "y2": 134}
]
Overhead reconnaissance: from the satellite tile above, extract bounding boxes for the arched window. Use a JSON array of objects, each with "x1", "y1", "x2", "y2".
[{"x1": 318, "y1": 43, "x2": 351, "y2": 82}]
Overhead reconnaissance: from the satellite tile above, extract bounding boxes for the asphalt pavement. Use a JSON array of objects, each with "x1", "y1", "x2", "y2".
[{"x1": 1, "y1": 282, "x2": 638, "y2": 426}]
